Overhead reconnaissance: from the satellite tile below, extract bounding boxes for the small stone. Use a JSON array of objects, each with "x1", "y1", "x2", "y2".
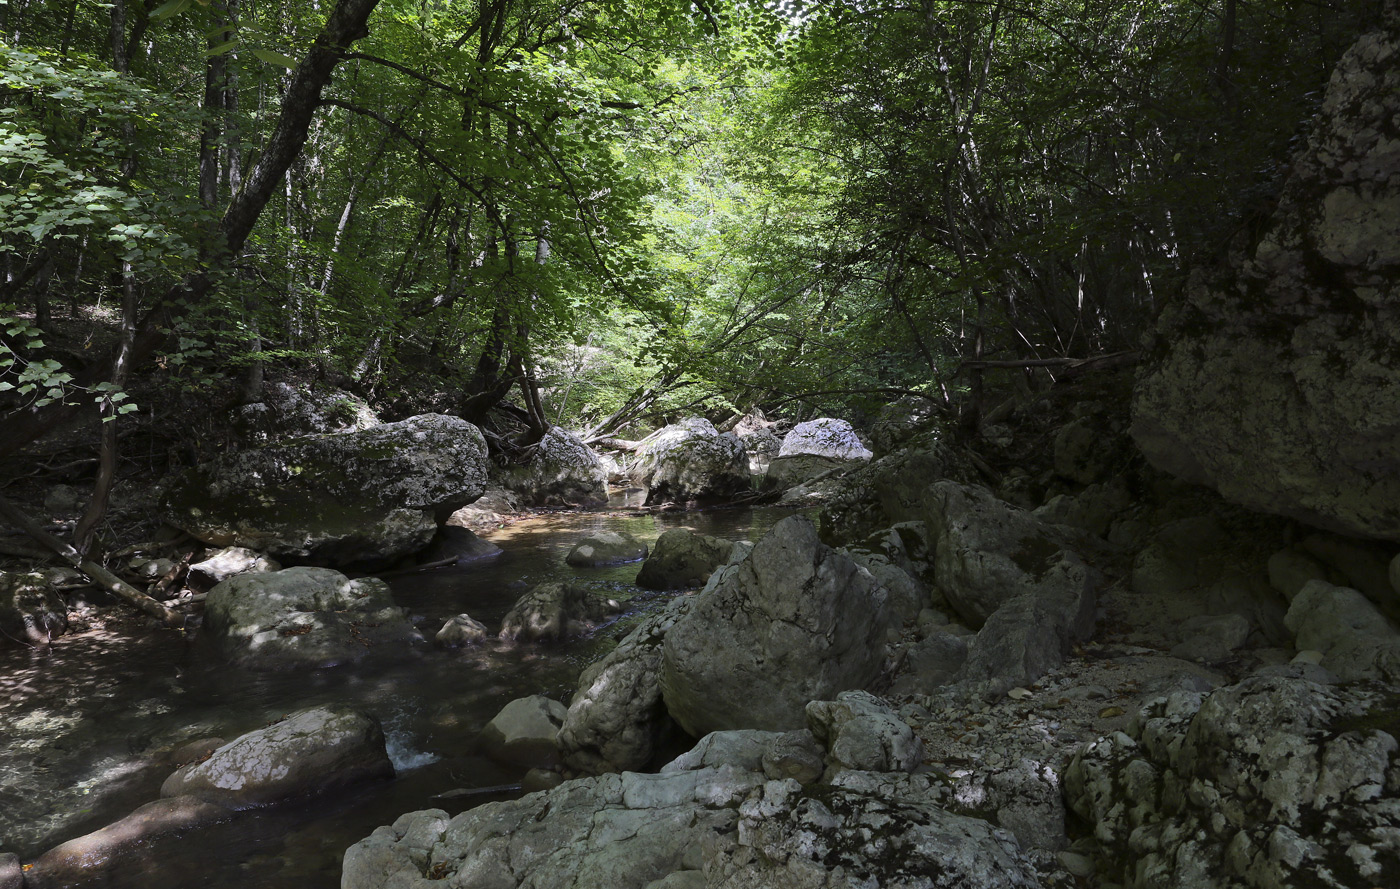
[
  {"x1": 1292, "y1": 649, "x2": 1325, "y2": 665},
  {"x1": 1007, "y1": 687, "x2": 1032, "y2": 700}
]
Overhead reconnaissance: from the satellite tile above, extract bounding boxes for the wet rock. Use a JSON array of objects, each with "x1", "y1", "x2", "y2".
[
  {"x1": 435, "y1": 614, "x2": 489, "y2": 648},
  {"x1": 0, "y1": 570, "x2": 67, "y2": 646},
  {"x1": 630, "y1": 418, "x2": 751, "y2": 505},
  {"x1": 558, "y1": 598, "x2": 690, "y2": 774},
  {"x1": 342, "y1": 765, "x2": 1041, "y2": 889},
  {"x1": 565, "y1": 531, "x2": 647, "y2": 567},
  {"x1": 161, "y1": 706, "x2": 393, "y2": 809},
  {"x1": 445, "y1": 483, "x2": 520, "y2": 533},
  {"x1": 494, "y1": 427, "x2": 608, "y2": 507},
  {"x1": 416, "y1": 526, "x2": 502, "y2": 565},
  {"x1": 1284, "y1": 579, "x2": 1400, "y2": 681},
  {"x1": 1066, "y1": 675, "x2": 1400, "y2": 889},
  {"x1": 499, "y1": 581, "x2": 622, "y2": 643},
  {"x1": 777, "y1": 418, "x2": 873, "y2": 460},
  {"x1": 806, "y1": 691, "x2": 924, "y2": 775},
  {"x1": 477, "y1": 695, "x2": 567, "y2": 768},
  {"x1": 660, "y1": 515, "x2": 891, "y2": 736},
  {"x1": 232, "y1": 381, "x2": 378, "y2": 443},
  {"x1": 202, "y1": 567, "x2": 417, "y2": 669},
  {"x1": 25, "y1": 797, "x2": 232, "y2": 889},
  {"x1": 166, "y1": 414, "x2": 490, "y2": 568},
  {"x1": 1131, "y1": 12, "x2": 1400, "y2": 542},
  {"x1": 635, "y1": 528, "x2": 735, "y2": 590},
  {"x1": 0, "y1": 854, "x2": 19, "y2": 889},
  {"x1": 188, "y1": 546, "x2": 281, "y2": 588}
]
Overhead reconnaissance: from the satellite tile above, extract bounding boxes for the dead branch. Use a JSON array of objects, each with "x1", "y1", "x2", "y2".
[{"x1": 0, "y1": 494, "x2": 185, "y2": 627}]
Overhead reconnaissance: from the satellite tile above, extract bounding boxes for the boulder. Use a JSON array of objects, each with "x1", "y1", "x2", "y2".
[
  {"x1": 434, "y1": 614, "x2": 489, "y2": 648},
  {"x1": 498, "y1": 581, "x2": 622, "y2": 643},
  {"x1": 660, "y1": 515, "x2": 892, "y2": 736},
  {"x1": 629, "y1": 418, "x2": 750, "y2": 505},
  {"x1": 342, "y1": 767, "x2": 1040, "y2": 889},
  {"x1": 0, "y1": 853, "x2": 19, "y2": 889},
  {"x1": 735, "y1": 425, "x2": 781, "y2": 475},
  {"x1": 24, "y1": 797, "x2": 232, "y2": 889},
  {"x1": 1066, "y1": 675, "x2": 1400, "y2": 889},
  {"x1": 166, "y1": 414, "x2": 489, "y2": 568},
  {"x1": 477, "y1": 695, "x2": 568, "y2": 768},
  {"x1": 446, "y1": 484, "x2": 520, "y2": 533},
  {"x1": 890, "y1": 632, "x2": 969, "y2": 696},
  {"x1": 493, "y1": 427, "x2": 608, "y2": 507},
  {"x1": 232, "y1": 380, "x2": 379, "y2": 443},
  {"x1": 1284, "y1": 579, "x2": 1400, "y2": 681},
  {"x1": 565, "y1": 531, "x2": 647, "y2": 567},
  {"x1": 1131, "y1": 14, "x2": 1400, "y2": 542},
  {"x1": 188, "y1": 546, "x2": 281, "y2": 588},
  {"x1": 161, "y1": 706, "x2": 393, "y2": 809},
  {"x1": 818, "y1": 431, "x2": 974, "y2": 546},
  {"x1": 634, "y1": 528, "x2": 735, "y2": 590},
  {"x1": 660, "y1": 729, "x2": 825, "y2": 785},
  {"x1": 777, "y1": 418, "x2": 873, "y2": 460},
  {"x1": 416, "y1": 526, "x2": 502, "y2": 565},
  {"x1": 805, "y1": 691, "x2": 924, "y2": 776},
  {"x1": 557, "y1": 597, "x2": 691, "y2": 775},
  {"x1": 0, "y1": 570, "x2": 67, "y2": 646},
  {"x1": 202, "y1": 567, "x2": 417, "y2": 669},
  {"x1": 925, "y1": 480, "x2": 1096, "y2": 629},
  {"x1": 761, "y1": 453, "x2": 850, "y2": 492}
]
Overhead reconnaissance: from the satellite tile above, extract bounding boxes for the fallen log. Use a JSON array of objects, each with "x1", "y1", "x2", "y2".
[{"x1": 0, "y1": 494, "x2": 184, "y2": 627}]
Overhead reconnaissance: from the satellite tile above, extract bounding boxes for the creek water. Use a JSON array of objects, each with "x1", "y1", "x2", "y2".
[{"x1": 0, "y1": 501, "x2": 801, "y2": 888}]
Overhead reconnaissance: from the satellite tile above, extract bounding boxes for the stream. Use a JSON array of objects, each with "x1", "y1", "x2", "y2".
[{"x1": 0, "y1": 502, "x2": 800, "y2": 888}]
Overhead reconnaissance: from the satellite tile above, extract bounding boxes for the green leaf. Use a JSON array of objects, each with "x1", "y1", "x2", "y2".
[
  {"x1": 206, "y1": 40, "x2": 240, "y2": 57},
  {"x1": 149, "y1": 0, "x2": 192, "y2": 22},
  {"x1": 252, "y1": 49, "x2": 298, "y2": 70}
]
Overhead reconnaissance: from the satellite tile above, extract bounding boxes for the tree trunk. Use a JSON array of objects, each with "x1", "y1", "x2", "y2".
[{"x1": 0, "y1": 0, "x2": 382, "y2": 460}]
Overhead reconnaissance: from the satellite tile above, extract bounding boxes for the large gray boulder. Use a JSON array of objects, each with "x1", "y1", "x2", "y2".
[
  {"x1": 0, "y1": 570, "x2": 67, "y2": 646},
  {"x1": 630, "y1": 418, "x2": 750, "y2": 505},
  {"x1": 1131, "y1": 13, "x2": 1400, "y2": 542},
  {"x1": 161, "y1": 706, "x2": 393, "y2": 809},
  {"x1": 660, "y1": 515, "x2": 892, "y2": 737},
  {"x1": 494, "y1": 427, "x2": 608, "y2": 507},
  {"x1": 635, "y1": 528, "x2": 736, "y2": 590},
  {"x1": 202, "y1": 567, "x2": 417, "y2": 669},
  {"x1": 342, "y1": 767, "x2": 1040, "y2": 889},
  {"x1": 1066, "y1": 675, "x2": 1400, "y2": 889},
  {"x1": 557, "y1": 599, "x2": 691, "y2": 774},
  {"x1": 1285, "y1": 579, "x2": 1400, "y2": 681},
  {"x1": 232, "y1": 380, "x2": 378, "y2": 443},
  {"x1": 166, "y1": 413, "x2": 489, "y2": 567},
  {"x1": 477, "y1": 695, "x2": 568, "y2": 768},
  {"x1": 498, "y1": 581, "x2": 622, "y2": 643},
  {"x1": 778, "y1": 417, "x2": 873, "y2": 460},
  {"x1": 925, "y1": 480, "x2": 1096, "y2": 629},
  {"x1": 818, "y1": 431, "x2": 974, "y2": 546}
]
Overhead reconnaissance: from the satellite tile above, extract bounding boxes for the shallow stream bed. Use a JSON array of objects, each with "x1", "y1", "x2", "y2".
[{"x1": 0, "y1": 504, "x2": 799, "y2": 888}]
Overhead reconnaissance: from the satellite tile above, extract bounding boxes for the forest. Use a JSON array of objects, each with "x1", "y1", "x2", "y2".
[
  {"x1": 2, "y1": 2, "x2": 1397, "y2": 888},
  {"x1": 0, "y1": 0, "x2": 1373, "y2": 467}
]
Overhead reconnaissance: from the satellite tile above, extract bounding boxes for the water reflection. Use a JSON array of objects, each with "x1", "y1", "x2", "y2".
[{"x1": 0, "y1": 504, "x2": 802, "y2": 888}]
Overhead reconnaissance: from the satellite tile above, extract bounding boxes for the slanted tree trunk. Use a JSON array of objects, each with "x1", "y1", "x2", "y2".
[{"x1": 0, "y1": 0, "x2": 382, "y2": 460}]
